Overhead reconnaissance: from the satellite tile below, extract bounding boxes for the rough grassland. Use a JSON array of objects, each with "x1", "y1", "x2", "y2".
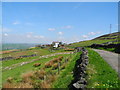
[
  {"x1": 2, "y1": 54, "x2": 70, "y2": 83},
  {"x1": 86, "y1": 49, "x2": 119, "y2": 88},
  {"x1": 68, "y1": 39, "x2": 113, "y2": 48},
  {"x1": 53, "y1": 52, "x2": 82, "y2": 88}
]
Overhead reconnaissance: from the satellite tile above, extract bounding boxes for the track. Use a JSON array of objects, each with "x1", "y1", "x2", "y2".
[{"x1": 93, "y1": 49, "x2": 119, "y2": 75}]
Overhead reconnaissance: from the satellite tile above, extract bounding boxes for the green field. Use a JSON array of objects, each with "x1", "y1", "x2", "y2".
[
  {"x1": 2, "y1": 53, "x2": 72, "y2": 83},
  {"x1": 68, "y1": 32, "x2": 119, "y2": 48},
  {"x1": 86, "y1": 49, "x2": 119, "y2": 88},
  {"x1": 1, "y1": 32, "x2": 119, "y2": 88}
]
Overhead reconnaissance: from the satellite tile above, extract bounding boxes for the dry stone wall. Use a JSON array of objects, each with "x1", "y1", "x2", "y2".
[{"x1": 69, "y1": 47, "x2": 89, "y2": 89}]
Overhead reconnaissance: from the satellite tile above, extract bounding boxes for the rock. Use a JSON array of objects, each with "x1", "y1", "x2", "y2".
[{"x1": 73, "y1": 82, "x2": 86, "y2": 88}]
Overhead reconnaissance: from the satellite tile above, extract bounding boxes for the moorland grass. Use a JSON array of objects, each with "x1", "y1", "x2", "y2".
[
  {"x1": 2, "y1": 56, "x2": 40, "y2": 68},
  {"x1": 2, "y1": 48, "x2": 51, "y2": 58},
  {"x1": 68, "y1": 39, "x2": 115, "y2": 48},
  {"x1": 86, "y1": 48, "x2": 119, "y2": 88},
  {"x1": 2, "y1": 54, "x2": 70, "y2": 83},
  {"x1": 53, "y1": 52, "x2": 82, "y2": 88}
]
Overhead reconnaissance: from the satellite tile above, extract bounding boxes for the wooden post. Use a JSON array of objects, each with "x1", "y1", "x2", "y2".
[{"x1": 58, "y1": 62, "x2": 60, "y2": 74}]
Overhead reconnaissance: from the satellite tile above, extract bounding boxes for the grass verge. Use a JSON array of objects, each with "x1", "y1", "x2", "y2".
[
  {"x1": 52, "y1": 51, "x2": 82, "y2": 88},
  {"x1": 86, "y1": 48, "x2": 119, "y2": 88}
]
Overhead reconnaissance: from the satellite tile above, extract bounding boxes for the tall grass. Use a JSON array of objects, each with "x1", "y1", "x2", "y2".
[
  {"x1": 86, "y1": 49, "x2": 119, "y2": 88},
  {"x1": 53, "y1": 52, "x2": 82, "y2": 88}
]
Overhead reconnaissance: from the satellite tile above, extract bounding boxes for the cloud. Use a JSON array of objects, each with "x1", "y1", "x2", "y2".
[
  {"x1": 13, "y1": 21, "x2": 20, "y2": 25},
  {"x1": 34, "y1": 35, "x2": 45, "y2": 39},
  {"x1": 26, "y1": 34, "x2": 31, "y2": 38},
  {"x1": 58, "y1": 32, "x2": 63, "y2": 35},
  {"x1": 88, "y1": 32, "x2": 96, "y2": 35},
  {"x1": 27, "y1": 32, "x2": 34, "y2": 34},
  {"x1": 26, "y1": 32, "x2": 45, "y2": 39},
  {"x1": 48, "y1": 28, "x2": 56, "y2": 31},
  {"x1": 4, "y1": 33, "x2": 8, "y2": 37},
  {"x1": 88, "y1": 31, "x2": 101, "y2": 35},
  {"x1": 0, "y1": 28, "x2": 12, "y2": 32},
  {"x1": 82, "y1": 35, "x2": 88, "y2": 39}
]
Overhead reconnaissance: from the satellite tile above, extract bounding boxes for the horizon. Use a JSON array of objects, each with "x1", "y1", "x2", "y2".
[{"x1": 2, "y1": 2, "x2": 118, "y2": 44}]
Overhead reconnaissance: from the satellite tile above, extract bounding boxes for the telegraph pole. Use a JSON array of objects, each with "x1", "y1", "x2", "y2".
[{"x1": 109, "y1": 24, "x2": 112, "y2": 44}]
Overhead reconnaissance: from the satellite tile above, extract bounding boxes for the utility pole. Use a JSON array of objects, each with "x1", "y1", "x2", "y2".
[{"x1": 109, "y1": 24, "x2": 112, "y2": 44}]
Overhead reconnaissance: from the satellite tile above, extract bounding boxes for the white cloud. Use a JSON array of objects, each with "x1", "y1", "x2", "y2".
[
  {"x1": 27, "y1": 32, "x2": 34, "y2": 34},
  {"x1": 88, "y1": 32, "x2": 96, "y2": 35},
  {"x1": 4, "y1": 33, "x2": 8, "y2": 37},
  {"x1": 26, "y1": 34, "x2": 31, "y2": 38},
  {"x1": 58, "y1": 32, "x2": 63, "y2": 35},
  {"x1": 88, "y1": 31, "x2": 101, "y2": 35},
  {"x1": 96, "y1": 31, "x2": 101, "y2": 34},
  {"x1": 34, "y1": 35, "x2": 45, "y2": 39},
  {"x1": 48, "y1": 28, "x2": 56, "y2": 31},
  {"x1": 82, "y1": 35, "x2": 88, "y2": 39},
  {"x1": 0, "y1": 28, "x2": 12, "y2": 32},
  {"x1": 39, "y1": 35, "x2": 45, "y2": 38},
  {"x1": 13, "y1": 21, "x2": 20, "y2": 25}
]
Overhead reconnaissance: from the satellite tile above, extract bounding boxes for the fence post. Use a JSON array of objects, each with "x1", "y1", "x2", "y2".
[{"x1": 58, "y1": 62, "x2": 60, "y2": 74}]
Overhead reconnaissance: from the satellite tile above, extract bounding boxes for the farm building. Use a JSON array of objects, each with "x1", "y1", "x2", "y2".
[{"x1": 52, "y1": 41, "x2": 62, "y2": 48}]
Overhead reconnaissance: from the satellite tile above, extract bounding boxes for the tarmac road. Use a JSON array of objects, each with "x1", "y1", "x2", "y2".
[{"x1": 93, "y1": 49, "x2": 120, "y2": 76}]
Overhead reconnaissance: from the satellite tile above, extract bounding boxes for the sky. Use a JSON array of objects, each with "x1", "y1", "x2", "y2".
[
  {"x1": 2, "y1": 0, "x2": 120, "y2": 2},
  {"x1": 2, "y1": 2, "x2": 118, "y2": 44}
]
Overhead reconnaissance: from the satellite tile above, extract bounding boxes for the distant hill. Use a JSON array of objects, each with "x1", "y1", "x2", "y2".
[
  {"x1": 92, "y1": 32, "x2": 119, "y2": 40},
  {"x1": 1, "y1": 43, "x2": 37, "y2": 50},
  {"x1": 68, "y1": 32, "x2": 119, "y2": 48}
]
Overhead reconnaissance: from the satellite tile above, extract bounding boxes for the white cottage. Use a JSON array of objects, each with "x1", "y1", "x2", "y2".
[{"x1": 52, "y1": 42, "x2": 62, "y2": 48}]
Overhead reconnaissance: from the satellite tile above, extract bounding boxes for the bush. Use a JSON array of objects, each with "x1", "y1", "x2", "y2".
[
  {"x1": 39, "y1": 81, "x2": 51, "y2": 88},
  {"x1": 47, "y1": 75, "x2": 56, "y2": 83},
  {"x1": 45, "y1": 62, "x2": 52, "y2": 68},
  {"x1": 64, "y1": 49, "x2": 74, "y2": 51},
  {"x1": 58, "y1": 56, "x2": 63, "y2": 61},
  {"x1": 33, "y1": 63, "x2": 41, "y2": 67},
  {"x1": 61, "y1": 63, "x2": 66, "y2": 70},
  {"x1": 3, "y1": 83, "x2": 33, "y2": 88},
  {"x1": 52, "y1": 58, "x2": 59, "y2": 63},
  {"x1": 52, "y1": 63, "x2": 58, "y2": 70},
  {"x1": 21, "y1": 72, "x2": 34, "y2": 84},
  {"x1": 7, "y1": 77, "x2": 13, "y2": 83},
  {"x1": 35, "y1": 69, "x2": 46, "y2": 80}
]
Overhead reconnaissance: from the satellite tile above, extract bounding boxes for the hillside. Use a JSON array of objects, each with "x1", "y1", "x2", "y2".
[{"x1": 68, "y1": 32, "x2": 119, "y2": 48}]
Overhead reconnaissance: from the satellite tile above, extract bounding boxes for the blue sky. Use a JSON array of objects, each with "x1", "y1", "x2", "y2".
[{"x1": 2, "y1": 2, "x2": 118, "y2": 44}]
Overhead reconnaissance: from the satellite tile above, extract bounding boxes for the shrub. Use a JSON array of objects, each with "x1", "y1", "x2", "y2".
[
  {"x1": 64, "y1": 49, "x2": 74, "y2": 51},
  {"x1": 3, "y1": 83, "x2": 33, "y2": 88},
  {"x1": 39, "y1": 81, "x2": 51, "y2": 88},
  {"x1": 61, "y1": 63, "x2": 66, "y2": 70},
  {"x1": 7, "y1": 77, "x2": 13, "y2": 83},
  {"x1": 15, "y1": 57, "x2": 22, "y2": 60},
  {"x1": 21, "y1": 72, "x2": 34, "y2": 84},
  {"x1": 52, "y1": 58, "x2": 59, "y2": 63},
  {"x1": 35, "y1": 69, "x2": 46, "y2": 80},
  {"x1": 3, "y1": 83, "x2": 14, "y2": 88},
  {"x1": 47, "y1": 75, "x2": 56, "y2": 83},
  {"x1": 58, "y1": 56, "x2": 63, "y2": 61},
  {"x1": 45, "y1": 62, "x2": 52, "y2": 68},
  {"x1": 33, "y1": 63, "x2": 41, "y2": 67},
  {"x1": 52, "y1": 63, "x2": 58, "y2": 70}
]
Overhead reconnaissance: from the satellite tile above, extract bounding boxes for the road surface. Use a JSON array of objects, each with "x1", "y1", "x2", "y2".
[{"x1": 93, "y1": 49, "x2": 119, "y2": 75}]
